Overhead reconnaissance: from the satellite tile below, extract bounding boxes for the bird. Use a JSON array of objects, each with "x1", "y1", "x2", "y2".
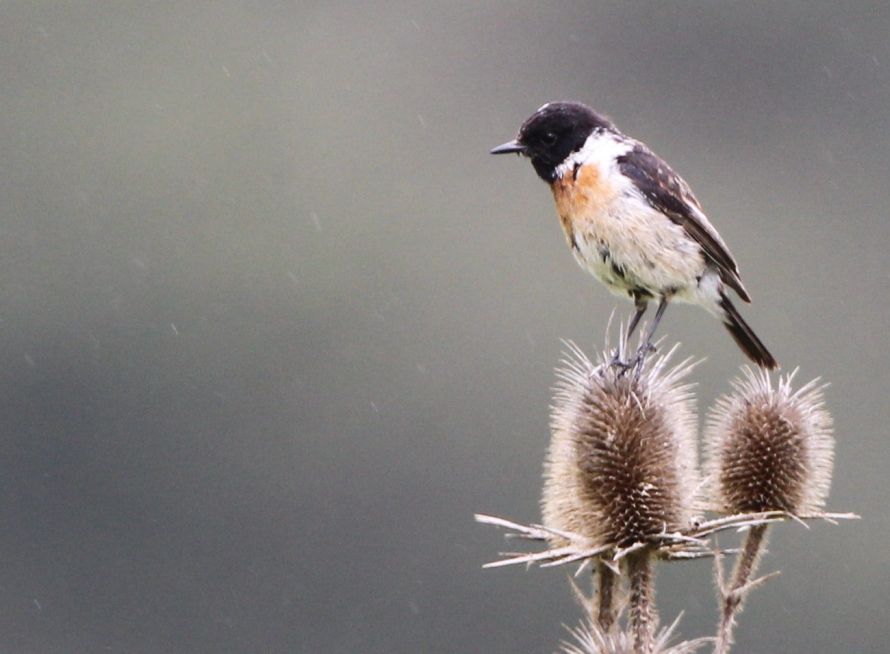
[{"x1": 491, "y1": 101, "x2": 777, "y2": 369}]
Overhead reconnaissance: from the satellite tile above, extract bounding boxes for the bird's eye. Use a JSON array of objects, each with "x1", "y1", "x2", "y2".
[{"x1": 543, "y1": 131, "x2": 558, "y2": 145}]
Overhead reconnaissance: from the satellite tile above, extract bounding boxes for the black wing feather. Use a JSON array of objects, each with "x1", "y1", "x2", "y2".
[{"x1": 617, "y1": 144, "x2": 751, "y2": 302}]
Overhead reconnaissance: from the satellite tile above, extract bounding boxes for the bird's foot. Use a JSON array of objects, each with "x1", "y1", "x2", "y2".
[
  {"x1": 631, "y1": 342, "x2": 657, "y2": 374},
  {"x1": 608, "y1": 350, "x2": 631, "y2": 371},
  {"x1": 609, "y1": 343, "x2": 656, "y2": 377}
]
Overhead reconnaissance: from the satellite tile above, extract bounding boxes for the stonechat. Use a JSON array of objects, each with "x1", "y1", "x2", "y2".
[{"x1": 491, "y1": 101, "x2": 777, "y2": 369}]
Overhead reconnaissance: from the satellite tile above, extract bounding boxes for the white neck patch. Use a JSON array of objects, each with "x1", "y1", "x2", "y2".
[{"x1": 554, "y1": 130, "x2": 633, "y2": 181}]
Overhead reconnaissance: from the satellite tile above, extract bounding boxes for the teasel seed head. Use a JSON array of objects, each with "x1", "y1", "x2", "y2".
[
  {"x1": 542, "y1": 342, "x2": 700, "y2": 549},
  {"x1": 704, "y1": 368, "x2": 834, "y2": 516}
]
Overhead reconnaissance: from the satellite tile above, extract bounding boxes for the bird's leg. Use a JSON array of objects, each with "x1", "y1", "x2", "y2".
[
  {"x1": 609, "y1": 299, "x2": 648, "y2": 369},
  {"x1": 634, "y1": 297, "x2": 669, "y2": 363},
  {"x1": 626, "y1": 299, "x2": 648, "y2": 343},
  {"x1": 615, "y1": 298, "x2": 670, "y2": 376}
]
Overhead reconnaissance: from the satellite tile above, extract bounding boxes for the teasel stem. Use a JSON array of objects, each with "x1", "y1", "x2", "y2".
[
  {"x1": 714, "y1": 524, "x2": 768, "y2": 654},
  {"x1": 627, "y1": 549, "x2": 656, "y2": 654},
  {"x1": 595, "y1": 560, "x2": 616, "y2": 633}
]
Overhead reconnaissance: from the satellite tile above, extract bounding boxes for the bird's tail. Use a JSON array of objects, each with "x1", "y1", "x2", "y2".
[{"x1": 718, "y1": 293, "x2": 778, "y2": 369}]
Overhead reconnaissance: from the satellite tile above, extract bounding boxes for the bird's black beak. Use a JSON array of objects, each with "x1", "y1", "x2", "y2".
[{"x1": 490, "y1": 139, "x2": 526, "y2": 155}]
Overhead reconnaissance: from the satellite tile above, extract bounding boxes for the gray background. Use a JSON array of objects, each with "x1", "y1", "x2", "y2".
[{"x1": 0, "y1": 2, "x2": 887, "y2": 652}]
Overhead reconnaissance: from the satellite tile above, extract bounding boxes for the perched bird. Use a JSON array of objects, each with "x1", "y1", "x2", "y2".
[{"x1": 491, "y1": 101, "x2": 777, "y2": 369}]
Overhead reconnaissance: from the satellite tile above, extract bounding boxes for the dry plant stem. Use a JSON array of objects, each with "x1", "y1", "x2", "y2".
[
  {"x1": 596, "y1": 560, "x2": 616, "y2": 633},
  {"x1": 627, "y1": 550, "x2": 656, "y2": 654},
  {"x1": 715, "y1": 524, "x2": 768, "y2": 654}
]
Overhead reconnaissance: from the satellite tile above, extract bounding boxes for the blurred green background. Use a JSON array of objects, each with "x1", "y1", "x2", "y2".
[{"x1": 0, "y1": 2, "x2": 887, "y2": 652}]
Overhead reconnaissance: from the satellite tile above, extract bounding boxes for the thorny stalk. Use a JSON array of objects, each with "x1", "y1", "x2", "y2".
[
  {"x1": 596, "y1": 560, "x2": 616, "y2": 633},
  {"x1": 715, "y1": 524, "x2": 768, "y2": 654},
  {"x1": 627, "y1": 550, "x2": 656, "y2": 654}
]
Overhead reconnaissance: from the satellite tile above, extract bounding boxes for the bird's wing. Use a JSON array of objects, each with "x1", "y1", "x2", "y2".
[{"x1": 617, "y1": 143, "x2": 751, "y2": 302}]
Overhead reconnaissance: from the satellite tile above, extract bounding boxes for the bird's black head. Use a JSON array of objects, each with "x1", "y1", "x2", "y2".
[{"x1": 490, "y1": 102, "x2": 614, "y2": 182}]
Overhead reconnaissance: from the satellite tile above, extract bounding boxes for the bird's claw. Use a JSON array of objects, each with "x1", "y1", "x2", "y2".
[{"x1": 609, "y1": 342, "x2": 657, "y2": 376}]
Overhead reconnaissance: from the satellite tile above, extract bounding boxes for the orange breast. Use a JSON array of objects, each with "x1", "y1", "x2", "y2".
[{"x1": 550, "y1": 164, "x2": 618, "y2": 245}]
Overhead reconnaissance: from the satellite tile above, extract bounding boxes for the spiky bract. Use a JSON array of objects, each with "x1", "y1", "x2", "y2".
[{"x1": 560, "y1": 614, "x2": 711, "y2": 654}]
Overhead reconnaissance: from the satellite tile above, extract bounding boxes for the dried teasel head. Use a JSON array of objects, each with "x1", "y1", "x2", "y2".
[
  {"x1": 704, "y1": 368, "x2": 834, "y2": 516},
  {"x1": 542, "y1": 342, "x2": 700, "y2": 549}
]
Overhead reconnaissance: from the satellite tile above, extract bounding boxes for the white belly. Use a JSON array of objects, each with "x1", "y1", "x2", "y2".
[{"x1": 571, "y1": 194, "x2": 708, "y2": 303}]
